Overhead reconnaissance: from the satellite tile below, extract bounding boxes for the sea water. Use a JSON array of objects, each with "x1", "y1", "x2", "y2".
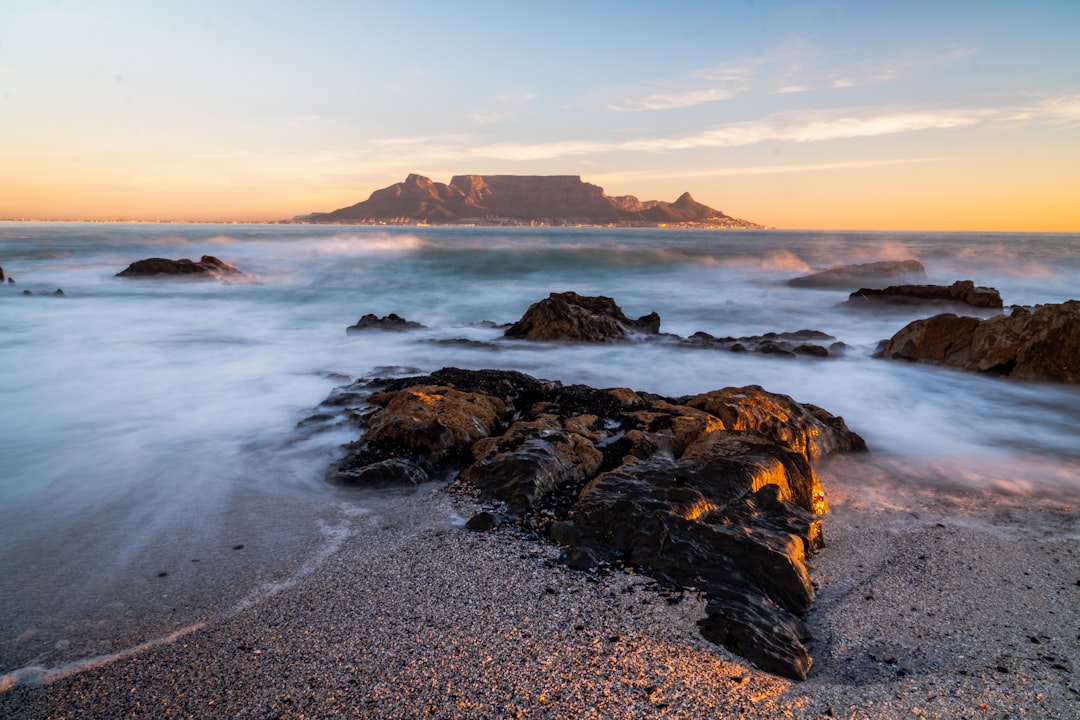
[{"x1": 1, "y1": 222, "x2": 1078, "y2": 676}]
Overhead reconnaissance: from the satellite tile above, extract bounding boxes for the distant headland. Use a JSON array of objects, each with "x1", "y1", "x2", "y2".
[{"x1": 291, "y1": 174, "x2": 763, "y2": 229}]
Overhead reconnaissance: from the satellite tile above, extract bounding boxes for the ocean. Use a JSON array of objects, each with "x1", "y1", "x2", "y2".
[{"x1": 1, "y1": 222, "x2": 1078, "y2": 677}]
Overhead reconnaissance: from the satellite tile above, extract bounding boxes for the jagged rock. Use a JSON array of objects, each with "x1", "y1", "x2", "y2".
[
  {"x1": 685, "y1": 330, "x2": 836, "y2": 358},
  {"x1": 321, "y1": 367, "x2": 867, "y2": 679},
  {"x1": 881, "y1": 300, "x2": 1080, "y2": 383},
  {"x1": 347, "y1": 313, "x2": 425, "y2": 333},
  {"x1": 846, "y1": 280, "x2": 1002, "y2": 309},
  {"x1": 116, "y1": 255, "x2": 244, "y2": 278},
  {"x1": 788, "y1": 259, "x2": 926, "y2": 289},
  {"x1": 504, "y1": 291, "x2": 660, "y2": 342}
]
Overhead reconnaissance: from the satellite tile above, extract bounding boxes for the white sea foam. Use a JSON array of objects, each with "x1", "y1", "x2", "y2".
[{"x1": 1, "y1": 222, "x2": 1077, "y2": 679}]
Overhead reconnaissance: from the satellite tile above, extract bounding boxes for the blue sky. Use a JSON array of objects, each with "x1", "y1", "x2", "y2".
[{"x1": 2, "y1": 0, "x2": 1078, "y2": 228}]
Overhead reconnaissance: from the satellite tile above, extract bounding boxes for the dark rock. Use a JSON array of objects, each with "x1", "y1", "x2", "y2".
[
  {"x1": 465, "y1": 511, "x2": 501, "y2": 531},
  {"x1": 347, "y1": 313, "x2": 425, "y2": 333},
  {"x1": 7, "y1": 277, "x2": 14, "y2": 285},
  {"x1": 504, "y1": 291, "x2": 661, "y2": 342},
  {"x1": 881, "y1": 300, "x2": 1080, "y2": 383},
  {"x1": 0, "y1": 265, "x2": 4, "y2": 281},
  {"x1": 116, "y1": 255, "x2": 244, "y2": 278},
  {"x1": 22, "y1": 289, "x2": 31, "y2": 295},
  {"x1": 322, "y1": 367, "x2": 868, "y2": 679},
  {"x1": 330, "y1": 458, "x2": 429, "y2": 486},
  {"x1": 788, "y1": 259, "x2": 926, "y2": 289},
  {"x1": 846, "y1": 280, "x2": 1003, "y2": 309},
  {"x1": 52, "y1": 289, "x2": 64, "y2": 296},
  {"x1": 686, "y1": 330, "x2": 836, "y2": 357}
]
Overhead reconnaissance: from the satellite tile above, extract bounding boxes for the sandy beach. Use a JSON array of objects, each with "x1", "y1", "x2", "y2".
[{"x1": 1, "y1": 452, "x2": 1076, "y2": 719}]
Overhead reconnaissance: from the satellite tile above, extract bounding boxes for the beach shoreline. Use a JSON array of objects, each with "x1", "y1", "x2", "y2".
[{"x1": 2, "y1": 454, "x2": 1076, "y2": 719}]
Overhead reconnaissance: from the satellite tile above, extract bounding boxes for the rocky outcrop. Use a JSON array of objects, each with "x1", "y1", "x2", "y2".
[
  {"x1": 847, "y1": 280, "x2": 1002, "y2": 309},
  {"x1": 308, "y1": 174, "x2": 762, "y2": 227},
  {"x1": 320, "y1": 367, "x2": 867, "y2": 679},
  {"x1": 880, "y1": 301, "x2": 1080, "y2": 383},
  {"x1": 0, "y1": 265, "x2": 4, "y2": 282},
  {"x1": 500, "y1": 292, "x2": 840, "y2": 357},
  {"x1": 346, "y1": 313, "x2": 425, "y2": 333},
  {"x1": 685, "y1": 329, "x2": 838, "y2": 358},
  {"x1": 504, "y1": 292, "x2": 661, "y2": 342},
  {"x1": 116, "y1": 255, "x2": 244, "y2": 278},
  {"x1": 788, "y1": 260, "x2": 926, "y2": 289}
]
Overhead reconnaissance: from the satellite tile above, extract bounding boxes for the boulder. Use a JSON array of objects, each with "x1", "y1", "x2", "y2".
[
  {"x1": 504, "y1": 291, "x2": 660, "y2": 342},
  {"x1": 321, "y1": 367, "x2": 868, "y2": 679},
  {"x1": 347, "y1": 313, "x2": 425, "y2": 333},
  {"x1": 116, "y1": 255, "x2": 244, "y2": 277},
  {"x1": 0, "y1": 265, "x2": 4, "y2": 281},
  {"x1": 846, "y1": 280, "x2": 1002, "y2": 309},
  {"x1": 881, "y1": 300, "x2": 1080, "y2": 383},
  {"x1": 788, "y1": 259, "x2": 926, "y2": 289}
]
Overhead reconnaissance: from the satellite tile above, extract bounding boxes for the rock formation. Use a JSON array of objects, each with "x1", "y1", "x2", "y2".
[
  {"x1": 846, "y1": 280, "x2": 1002, "y2": 309},
  {"x1": 880, "y1": 300, "x2": 1080, "y2": 383},
  {"x1": 504, "y1": 291, "x2": 661, "y2": 342},
  {"x1": 788, "y1": 260, "x2": 926, "y2": 289},
  {"x1": 0, "y1": 265, "x2": 4, "y2": 282},
  {"x1": 306, "y1": 174, "x2": 762, "y2": 227},
  {"x1": 116, "y1": 255, "x2": 244, "y2": 278},
  {"x1": 346, "y1": 313, "x2": 425, "y2": 333},
  {"x1": 317, "y1": 367, "x2": 867, "y2": 679}
]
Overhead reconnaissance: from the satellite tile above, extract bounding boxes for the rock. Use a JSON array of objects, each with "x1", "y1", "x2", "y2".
[
  {"x1": 686, "y1": 330, "x2": 836, "y2": 357},
  {"x1": 52, "y1": 289, "x2": 65, "y2": 296},
  {"x1": 0, "y1": 265, "x2": 4, "y2": 281},
  {"x1": 788, "y1": 259, "x2": 926, "y2": 289},
  {"x1": 7, "y1": 277, "x2": 14, "y2": 285},
  {"x1": 846, "y1": 280, "x2": 1003, "y2": 309},
  {"x1": 322, "y1": 367, "x2": 868, "y2": 679},
  {"x1": 116, "y1": 255, "x2": 244, "y2": 278},
  {"x1": 504, "y1": 291, "x2": 660, "y2": 342},
  {"x1": 465, "y1": 511, "x2": 501, "y2": 531},
  {"x1": 881, "y1": 300, "x2": 1080, "y2": 383},
  {"x1": 347, "y1": 313, "x2": 425, "y2": 333}
]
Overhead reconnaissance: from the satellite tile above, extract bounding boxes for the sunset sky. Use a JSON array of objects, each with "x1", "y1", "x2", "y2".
[{"x1": 2, "y1": 0, "x2": 1078, "y2": 230}]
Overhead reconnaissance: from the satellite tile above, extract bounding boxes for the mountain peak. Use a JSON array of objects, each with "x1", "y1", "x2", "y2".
[{"x1": 307, "y1": 175, "x2": 761, "y2": 228}]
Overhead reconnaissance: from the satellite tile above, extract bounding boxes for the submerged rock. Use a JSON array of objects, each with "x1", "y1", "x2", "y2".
[
  {"x1": 685, "y1": 329, "x2": 836, "y2": 358},
  {"x1": 504, "y1": 291, "x2": 660, "y2": 342},
  {"x1": 347, "y1": 313, "x2": 425, "y2": 333},
  {"x1": 788, "y1": 259, "x2": 926, "y2": 289},
  {"x1": 881, "y1": 300, "x2": 1080, "y2": 383},
  {"x1": 324, "y1": 367, "x2": 867, "y2": 679},
  {"x1": 116, "y1": 255, "x2": 244, "y2": 278},
  {"x1": 847, "y1": 280, "x2": 1002, "y2": 309}
]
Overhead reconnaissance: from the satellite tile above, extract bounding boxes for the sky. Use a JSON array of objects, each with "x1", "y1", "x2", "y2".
[{"x1": 1, "y1": 0, "x2": 1079, "y2": 230}]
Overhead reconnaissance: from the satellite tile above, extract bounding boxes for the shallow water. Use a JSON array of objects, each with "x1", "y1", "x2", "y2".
[{"x1": 1, "y1": 222, "x2": 1078, "y2": 676}]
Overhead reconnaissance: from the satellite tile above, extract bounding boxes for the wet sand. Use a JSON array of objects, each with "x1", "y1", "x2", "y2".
[{"x1": 1, "y1": 457, "x2": 1077, "y2": 719}]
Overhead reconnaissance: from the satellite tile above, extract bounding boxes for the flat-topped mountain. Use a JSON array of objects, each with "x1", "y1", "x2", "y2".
[{"x1": 299, "y1": 174, "x2": 762, "y2": 228}]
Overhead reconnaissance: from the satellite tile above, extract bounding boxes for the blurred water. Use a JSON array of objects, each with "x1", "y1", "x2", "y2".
[{"x1": 1, "y1": 222, "x2": 1078, "y2": 674}]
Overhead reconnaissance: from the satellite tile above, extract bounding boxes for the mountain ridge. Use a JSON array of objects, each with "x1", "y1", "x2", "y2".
[{"x1": 297, "y1": 174, "x2": 762, "y2": 228}]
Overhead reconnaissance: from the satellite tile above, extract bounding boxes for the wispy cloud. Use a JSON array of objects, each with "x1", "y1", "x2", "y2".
[
  {"x1": 607, "y1": 63, "x2": 756, "y2": 112},
  {"x1": 469, "y1": 91, "x2": 537, "y2": 125},
  {"x1": 365, "y1": 94, "x2": 1075, "y2": 165}
]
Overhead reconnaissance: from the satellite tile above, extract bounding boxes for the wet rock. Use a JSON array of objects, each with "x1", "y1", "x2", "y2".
[
  {"x1": 116, "y1": 255, "x2": 244, "y2": 278},
  {"x1": 0, "y1": 265, "x2": 4, "y2": 281},
  {"x1": 788, "y1": 259, "x2": 926, "y2": 289},
  {"x1": 504, "y1": 291, "x2": 660, "y2": 342},
  {"x1": 846, "y1": 280, "x2": 1003, "y2": 309},
  {"x1": 347, "y1": 313, "x2": 425, "y2": 333},
  {"x1": 465, "y1": 511, "x2": 501, "y2": 531},
  {"x1": 323, "y1": 367, "x2": 867, "y2": 679},
  {"x1": 685, "y1": 329, "x2": 836, "y2": 357},
  {"x1": 52, "y1": 289, "x2": 65, "y2": 296},
  {"x1": 881, "y1": 300, "x2": 1080, "y2": 383}
]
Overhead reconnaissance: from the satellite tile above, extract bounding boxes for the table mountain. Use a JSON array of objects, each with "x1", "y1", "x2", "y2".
[{"x1": 302, "y1": 174, "x2": 761, "y2": 227}]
